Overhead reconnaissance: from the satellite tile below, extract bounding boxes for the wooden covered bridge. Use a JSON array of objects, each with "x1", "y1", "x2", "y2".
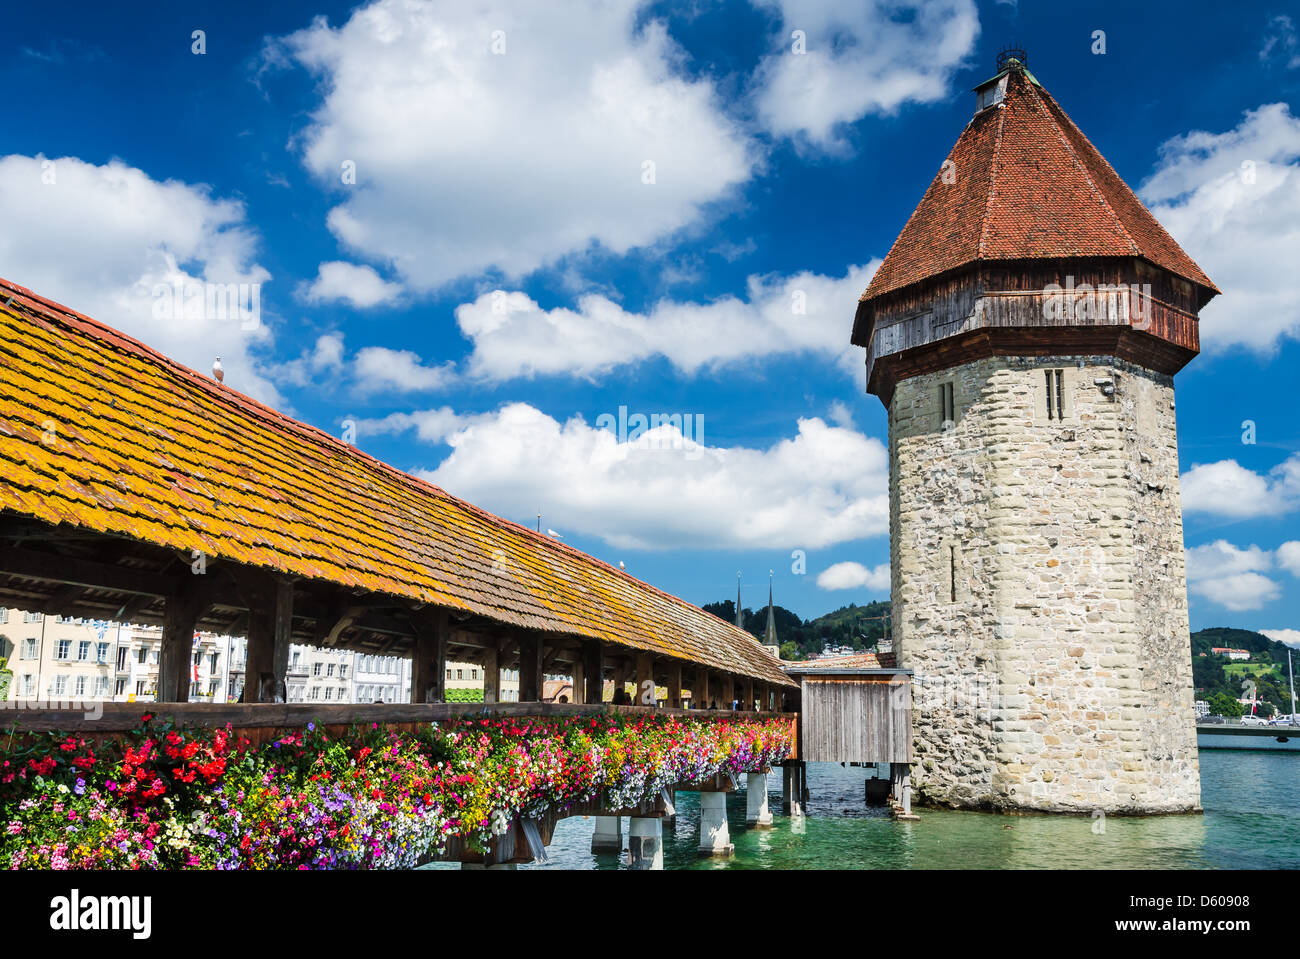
[{"x1": 0, "y1": 276, "x2": 915, "y2": 866}]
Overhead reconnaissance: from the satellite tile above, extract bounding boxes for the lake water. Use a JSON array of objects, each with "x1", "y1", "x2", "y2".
[{"x1": 429, "y1": 750, "x2": 1299, "y2": 869}]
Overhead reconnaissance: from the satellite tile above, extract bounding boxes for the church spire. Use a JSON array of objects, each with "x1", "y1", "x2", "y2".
[
  {"x1": 764, "y1": 570, "x2": 778, "y2": 645},
  {"x1": 734, "y1": 571, "x2": 744, "y2": 629}
]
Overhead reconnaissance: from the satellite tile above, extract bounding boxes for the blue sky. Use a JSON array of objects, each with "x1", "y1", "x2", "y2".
[{"x1": 3, "y1": 0, "x2": 1299, "y2": 640}]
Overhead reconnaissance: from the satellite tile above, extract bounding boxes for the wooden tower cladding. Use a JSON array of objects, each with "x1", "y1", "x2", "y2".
[{"x1": 853, "y1": 54, "x2": 1217, "y2": 813}]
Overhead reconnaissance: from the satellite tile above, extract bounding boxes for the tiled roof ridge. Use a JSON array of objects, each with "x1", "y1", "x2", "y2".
[
  {"x1": 1019, "y1": 75, "x2": 1142, "y2": 258},
  {"x1": 0, "y1": 276, "x2": 762, "y2": 651}
]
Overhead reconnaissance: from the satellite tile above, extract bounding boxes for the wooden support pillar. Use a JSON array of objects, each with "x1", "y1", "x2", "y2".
[
  {"x1": 571, "y1": 658, "x2": 585, "y2": 705},
  {"x1": 696, "y1": 669, "x2": 710, "y2": 710},
  {"x1": 612, "y1": 659, "x2": 627, "y2": 704},
  {"x1": 583, "y1": 640, "x2": 603, "y2": 705},
  {"x1": 517, "y1": 633, "x2": 544, "y2": 702},
  {"x1": 411, "y1": 609, "x2": 448, "y2": 703},
  {"x1": 636, "y1": 653, "x2": 654, "y2": 706},
  {"x1": 667, "y1": 661, "x2": 682, "y2": 709},
  {"x1": 721, "y1": 674, "x2": 735, "y2": 710},
  {"x1": 482, "y1": 645, "x2": 500, "y2": 703},
  {"x1": 243, "y1": 577, "x2": 292, "y2": 703},
  {"x1": 157, "y1": 592, "x2": 207, "y2": 703},
  {"x1": 743, "y1": 676, "x2": 754, "y2": 712}
]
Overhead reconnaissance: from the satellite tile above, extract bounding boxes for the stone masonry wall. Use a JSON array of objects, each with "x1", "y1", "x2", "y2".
[{"x1": 889, "y1": 355, "x2": 1201, "y2": 813}]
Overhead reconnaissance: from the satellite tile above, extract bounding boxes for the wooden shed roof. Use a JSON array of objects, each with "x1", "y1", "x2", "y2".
[
  {"x1": 857, "y1": 64, "x2": 1218, "y2": 309},
  {"x1": 0, "y1": 278, "x2": 792, "y2": 687}
]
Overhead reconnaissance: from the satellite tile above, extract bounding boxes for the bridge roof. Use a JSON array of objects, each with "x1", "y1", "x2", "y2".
[{"x1": 0, "y1": 277, "x2": 792, "y2": 687}]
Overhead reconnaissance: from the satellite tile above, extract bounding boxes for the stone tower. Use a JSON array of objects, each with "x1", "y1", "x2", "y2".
[{"x1": 851, "y1": 52, "x2": 1218, "y2": 814}]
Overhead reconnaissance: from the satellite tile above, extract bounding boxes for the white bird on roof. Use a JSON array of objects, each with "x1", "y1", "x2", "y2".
[
  {"x1": 619, "y1": 561, "x2": 625, "y2": 570},
  {"x1": 212, "y1": 356, "x2": 225, "y2": 383},
  {"x1": 547, "y1": 528, "x2": 562, "y2": 538}
]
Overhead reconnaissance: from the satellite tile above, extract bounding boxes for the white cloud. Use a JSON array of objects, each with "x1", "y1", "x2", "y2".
[
  {"x1": 1261, "y1": 628, "x2": 1300, "y2": 648},
  {"x1": 361, "y1": 402, "x2": 889, "y2": 551},
  {"x1": 298, "y1": 261, "x2": 401, "y2": 308},
  {"x1": 1186, "y1": 539, "x2": 1281, "y2": 611},
  {"x1": 353, "y1": 346, "x2": 456, "y2": 395},
  {"x1": 1181, "y1": 453, "x2": 1300, "y2": 518},
  {"x1": 750, "y1": 0, "x2": 979, "y2": 149},
  {"x1": 0, "y1": 154, "x2": 278, "y2": 402},
  {"x1": 1141, "y1": 103, "x2": 1300, "y2": 352},
  {"x1": 1279, "y1": 541, "x2": 1300, "y2": 577},
  {"x1": 455, "y1": 262, "x2": 878, "y2": 381},
  {"x1": 816, "y1": 560, "x2": 889, "y2": 592},
  {"x1": 271, "y1": 332, "x2": 346, "y2": 388},
  {"x1": 274, "y1": 0, "x2": 753, "y2": 291},
  {"x1": 1260, "y1": 14, "x2": 1300, "y2": 70}
]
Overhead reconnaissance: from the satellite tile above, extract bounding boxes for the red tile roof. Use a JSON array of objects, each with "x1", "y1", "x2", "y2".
[
  {"x1": 788, "y1": 652, "x2": 884, "y2": 670},
  {"x1": 0, "y1": 278, "x2": 793, "y2": 687},
  {"x1": 860, "y1": 66, "x2": 1218, "y2": 304}
]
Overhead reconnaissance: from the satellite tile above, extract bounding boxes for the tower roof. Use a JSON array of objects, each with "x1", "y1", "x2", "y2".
[{"x1": 855, "y1": 60, "x2": 1217, "y2": 331}]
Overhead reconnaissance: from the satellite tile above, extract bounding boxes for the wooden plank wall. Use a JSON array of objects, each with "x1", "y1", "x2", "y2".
[{"x1": 799, "y1": 675, "x2": 911, "y2": 763}]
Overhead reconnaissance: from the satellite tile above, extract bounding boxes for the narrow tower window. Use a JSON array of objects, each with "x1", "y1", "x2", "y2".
[
  {"x1": 940, "y1": 381, "x2": 955, "y2": 429},
  {"x1": 1044, "y1": 369, "x2": 1066, "y2": 421},
  {"x1": 949, "y1": 544, "x2": 957, "y2": 602}
]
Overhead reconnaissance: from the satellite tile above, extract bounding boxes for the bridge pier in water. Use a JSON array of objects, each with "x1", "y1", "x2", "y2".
[
  {"x1": 746, "y1": 771, "x2": 773, "y2": 828},
  {"x1": 627, "y1": 817, "x2": 664, "y2": 870},
  {"x1": 591, "y1": 815, "x2": 623, "y2": 853}
]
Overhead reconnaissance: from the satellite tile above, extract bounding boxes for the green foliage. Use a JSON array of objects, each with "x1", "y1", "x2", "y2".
[
  {"x1": 1192, "y1": 627, "x2": 1298, "y2": 716},
  {"x1": 1206, "y1": 691, "x2": 1244, "y2": 719},
  {"x1": 444, "y1": 687, "x2": 484, "y2": 703}
]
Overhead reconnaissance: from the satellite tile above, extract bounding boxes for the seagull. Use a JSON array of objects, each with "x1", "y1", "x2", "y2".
[
  {"x1": 619, "y1": 561, "x2": 625, "y2": 570},
  {"x1": 546, "y1": 528, "x2": 563, "y2": 539},
  {"x1": 212, "y1": 356, "x2": 225, "y2": 383}
]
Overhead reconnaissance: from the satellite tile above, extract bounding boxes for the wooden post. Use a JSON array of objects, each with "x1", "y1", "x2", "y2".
[
  {"x1": 696, "y1": 669, "x2": 710, "y2": 709},
  {"x1": 483, "y1": 645, "x2": 500, "y2": 703},
  {"x1": 636, "y1": 653, "x2": 654, "y2": 706},
  {"x1": 721, "y1": 674, "x2": 735, "y2": 710},
  {"x1": 571, "y1": 658, "x2": 585, "y2": 705},
  {"x1": 242, "y1": 577, "x2": 292, "y2": 703},
  {"x1": 518, "y1": 633, "x2": 543, "y2": 702},
  {"x1": 157, "y1": 592, "x2": 206, "y2": 703},
  {"x1": 612, "y1": 659, "x2": 627, "y2": 703},
  {"x1": 667, "y1": 660, "x2": 682, "y2": 709},
  {"x1": 743, "y1": 677, "x2": 755, "y2": 712},
  {"x1": 583, "y1": 640, "x2": 603, "y2": 704},
  {"x1": 411, "y1": 609, "x2": 448, "y2": 703}
]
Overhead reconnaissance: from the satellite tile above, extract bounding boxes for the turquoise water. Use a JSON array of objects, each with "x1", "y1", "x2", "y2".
[{"x1": 434, "y1": 750, "x2": 1300, "y2": 869}]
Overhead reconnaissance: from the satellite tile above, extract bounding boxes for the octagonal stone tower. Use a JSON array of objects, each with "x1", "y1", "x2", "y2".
[{"x1": 852, "y1": 52, "x2": 1218, "y2": 813}]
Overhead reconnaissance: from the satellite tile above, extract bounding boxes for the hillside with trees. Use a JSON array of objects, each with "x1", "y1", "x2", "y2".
[
  {"x1": 1192, "y1": 627, "x2": 1298, "y2": 717},
  {"x1": 702, "y1": 599, "x2": 892, "y2": 661}
]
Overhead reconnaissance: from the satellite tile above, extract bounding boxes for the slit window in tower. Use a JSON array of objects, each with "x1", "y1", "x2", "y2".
[
  {"x1": 940, "y1": 381, "x2": 955, "y2": 429},
  {"x1": 949, "y1": 544, "x2": 957, "y2": 603},
  {"x1": 1045, "y1": 369, "x2": 1066, "y2": 421}
]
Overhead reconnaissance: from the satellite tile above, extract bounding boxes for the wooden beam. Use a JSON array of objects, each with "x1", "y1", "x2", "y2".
[
  {"x1": 0, "y1": 545, "x2": 179, "y2": 597},
  {"x1": 583, "y1": 640, "x2": 603, "y2": 705},
  {"x1": 517, "y1": 633, "x2": 544, "y2": 702},
  {"x1": 157, "y1": 590, "x2": 210, "y2": 703},
  {"x1": 411, "y1": 608, "x2": 449, "y2": 704},
  {"x1": 636, "y1": 653, "x2": 654, "y2": 707},
  {"x1": 696, "y1": 669, "x2": 711, "y2": 710},
  {"x1": 721, "y1": 674, "x2": 735, "y2": 711},
  {"x1": 482, "y1": 645, "x2": 500, "y2": 703},
  {"x1": 571, "y1": 658, "x2": 585, "y2": 706},
  {"x1": 743, "y1": 676, "x2": 755, "y2": 712},
  {"x1": 242, "y1": 576, "x2": 293, "y2": 703},
  {"x1": 667, "y1": 660, "x2": 682, "y2": 709}
]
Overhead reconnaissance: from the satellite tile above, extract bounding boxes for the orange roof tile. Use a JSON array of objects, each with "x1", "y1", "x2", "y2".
[
  {"x1": 786, "y1": 652, "x2": 886, "y2": 670},
  {"x1": 0, "y1": 278, "x2": 792, "y2": 687},
  {"x1": 860, "y1": 66, "x2": 1217, "y2": 304}
]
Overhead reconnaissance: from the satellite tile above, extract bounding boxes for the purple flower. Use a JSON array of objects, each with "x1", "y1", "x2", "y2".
[
  {"x1": 74, "y1": 778, "x2": 85, "y2": 795},
  {"x1": 308, "y1": 722, "x2": 316, "y2": 732}
]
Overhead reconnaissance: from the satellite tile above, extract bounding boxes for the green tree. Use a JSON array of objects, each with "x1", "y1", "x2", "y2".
[{"x1": 1207, "y1": 691, "x2": 1243, "y2": 718}]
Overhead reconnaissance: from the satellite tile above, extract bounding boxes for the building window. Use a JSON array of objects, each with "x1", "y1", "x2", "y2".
[
  {"x1": 339, "y1": 664, "x2": 348, "y2": 679},
  {"x1": 21, "y1": 638, "x2": 37, "y2": 660},
  {"x1": 77, "y1": 640, "x2": 90, "y2": 661},
  {"x1": 1045, "y1": 369, "x2": 1066, "y2": 420},
  {"x1": 24, "y1": 611, "x2": 43, "y2": 624},
  {"x1": 137, "y1": 648, "x2": 147, "y2": 663},
  {"x1": 117, "y1": 647, "x2": 128, "y2": 670},
  {"x1": 327, "y1": 663, "x2": 335, "y2": 677},
  {"x1": 456, "y1": 669, "x2": 464, "y2": 680},
  {"x1": 115, "y1": 679, "x2": 127, "y2": 696},
  {"x1": 74, "y1": 676, "x2": 87, "y2": 697},
  {"x1": 939, "y1": 381, "x2": 955, "y2": 429},
  {"x1": 313, "y1": 663, "x2": 322, "y2": 677},
  {"x1": 324, "y1": 687, "x2": 334, "y2": 701},
  {"x1": 96, "y1": 642, "x2": 109, "y2": 663},
  {"x1": 95, "y1": 676, "x2": 108, "y2": 696},
  {"x1": 52, "y1": 676, "x2": 68, "y2": 696},
  {"x1": 135, "y1": 680, "x2": 146, "y2": 695},
  {"x1": 0, "y1": 608, "x2": 7, "y2": 623},
  {"x1": 57, "y1": 640, "x2": 71, "y2": 660},
  {"x1": 21, "y1": 675, "x2": 34, "y2": 696}
]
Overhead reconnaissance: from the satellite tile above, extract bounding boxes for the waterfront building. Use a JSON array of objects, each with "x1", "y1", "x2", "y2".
[
  {"x1": 852, "y1": 51, "x2": 1214, "y2": 813},
  {"x1": 1210, "y1": 647, "x2": 1250, "y2": 661}
]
